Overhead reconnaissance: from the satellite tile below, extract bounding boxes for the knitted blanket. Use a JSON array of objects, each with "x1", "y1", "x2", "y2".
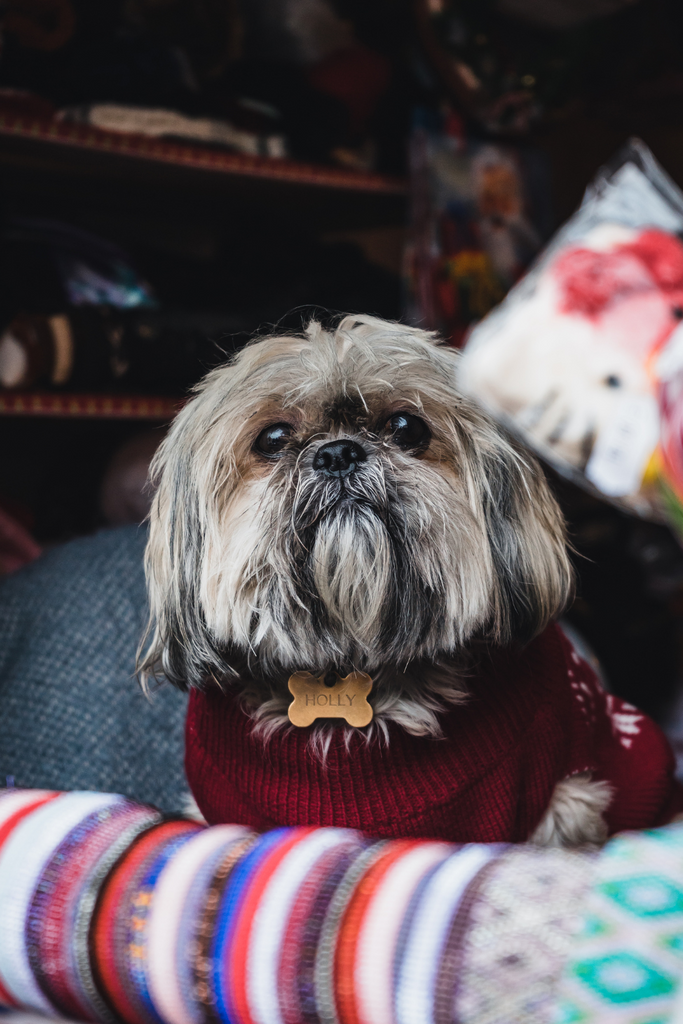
[{"x1": 1, "y1": 789, "x2": 683, "y2": 1024}]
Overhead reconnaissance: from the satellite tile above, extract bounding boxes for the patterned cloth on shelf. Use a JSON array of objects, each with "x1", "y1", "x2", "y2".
[{"x1": 0, "y1": 788, "x2": 682, "y2": 1024}]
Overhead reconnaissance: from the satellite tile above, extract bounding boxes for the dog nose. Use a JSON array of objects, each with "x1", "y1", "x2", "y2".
[{"x1": 313, "y1": 439, "x2": 367, "y2": 478}]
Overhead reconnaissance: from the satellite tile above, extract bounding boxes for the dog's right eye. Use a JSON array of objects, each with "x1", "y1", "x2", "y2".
[{"x1": 254, "y1": 423, "x2": 294, "y2": 456}]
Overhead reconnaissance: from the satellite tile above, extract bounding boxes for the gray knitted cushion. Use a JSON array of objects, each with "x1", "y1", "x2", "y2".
[{"x1": 0, "y1": 526, "x2": 188, "y2": 812}]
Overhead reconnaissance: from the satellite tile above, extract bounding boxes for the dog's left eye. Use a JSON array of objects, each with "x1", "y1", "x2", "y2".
[
  {"x1": 254, "y1": 423, "x2": 294, "y2": 456},
  {"x1": 385, "y1": 412, "x2": 430, "y2": 451}
]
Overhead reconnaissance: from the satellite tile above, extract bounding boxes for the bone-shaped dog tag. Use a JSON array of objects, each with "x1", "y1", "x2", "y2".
[{"x1": 287, "y1": 671, "x2": 373, "y2": 728}]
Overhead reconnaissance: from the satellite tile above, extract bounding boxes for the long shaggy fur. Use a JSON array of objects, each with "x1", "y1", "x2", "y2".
[
  {"x1": 139, "y1": 315, "x2": 573, "y2": 742},
  {"x1": 530, "y1": 773, "x2": 612, "y2": 849}
]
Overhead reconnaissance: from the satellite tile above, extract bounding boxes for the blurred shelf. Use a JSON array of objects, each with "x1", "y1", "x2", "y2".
[
  {"x1": 0, "y1": 392, "x2": 181, "y2": 419},
  {"x1": 0, "y1": 113, "x2": 406, "y2": 195}
]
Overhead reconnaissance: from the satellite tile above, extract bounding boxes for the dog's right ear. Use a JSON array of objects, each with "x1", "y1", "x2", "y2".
[{"x1": 137, "y1": 404, "x2": 226, "y2": 691}]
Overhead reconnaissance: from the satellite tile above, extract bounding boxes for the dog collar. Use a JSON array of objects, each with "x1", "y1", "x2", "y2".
[{"x1": 287, "y1": 671, "x2": 373, "y2": 728}]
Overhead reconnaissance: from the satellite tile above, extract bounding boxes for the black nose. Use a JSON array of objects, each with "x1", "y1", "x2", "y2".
[{"x1": 313, "y1": 439, "x2": 367, "y2": 478}]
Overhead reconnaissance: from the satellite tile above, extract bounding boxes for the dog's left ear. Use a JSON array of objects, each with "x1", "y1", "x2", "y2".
[
  {"x1": 136, "y1": 389, "x2": 231, "y2": 691},
  {"x1": 478, "y1": 431, "x2": 574, "y2": 645}
]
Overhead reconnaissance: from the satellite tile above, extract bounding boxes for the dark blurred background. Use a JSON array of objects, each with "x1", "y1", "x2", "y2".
[{"x1": 3, "y1": 0, "x2": 683, "y2": 741}]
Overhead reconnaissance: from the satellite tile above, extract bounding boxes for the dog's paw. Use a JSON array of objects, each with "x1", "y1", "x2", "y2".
[{"x1": 529, "y1": 772, "x2": 612, "y2": 849}]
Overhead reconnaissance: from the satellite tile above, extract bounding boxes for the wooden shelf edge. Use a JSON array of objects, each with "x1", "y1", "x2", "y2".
[
  {"x1": 0, "y1": 113, "x2": 407, "y2": 195},
  {"x1": 0, "y1": 392, "x2": 182, "y2": 419}
]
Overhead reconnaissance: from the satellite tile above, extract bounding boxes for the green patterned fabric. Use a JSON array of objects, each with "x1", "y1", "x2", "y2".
[{"x1": 554, "y1": 825, "x2": 683, "y2": 1023}]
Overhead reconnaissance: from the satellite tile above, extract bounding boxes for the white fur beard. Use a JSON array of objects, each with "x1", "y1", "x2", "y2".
[
  {"x1": 194, "y1": 475, "x2": 482, "y2": 747},
  {"x1": 197, "y1": 505, "x2": 471, "y2": 744},
  {"x1": 200, "y1": 457, "x2": 494, "y2": 665}
]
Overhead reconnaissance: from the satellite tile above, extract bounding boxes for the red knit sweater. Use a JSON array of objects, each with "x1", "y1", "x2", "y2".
[{"x1": 185, "y1": 623, "x2": 683, "y2": 842}]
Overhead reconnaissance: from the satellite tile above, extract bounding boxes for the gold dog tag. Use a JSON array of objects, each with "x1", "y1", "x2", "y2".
[{"x1": 287, "y1": 671, "x2": 373, "y2": 728}]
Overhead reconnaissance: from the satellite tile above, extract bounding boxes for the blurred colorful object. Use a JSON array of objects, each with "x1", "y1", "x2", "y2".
[
  {"x1": 405, "y1": 109, "x2": 550, "y2": 346},
  {"x1": 2, "y1": 218, "x2": 156, "y2": 315},
  {"x1": 413, "y1": 0, "x2": 683, "y2": 137},
  {"x1": 460, "y1": 138, "x2": 683, "y2": 532}
]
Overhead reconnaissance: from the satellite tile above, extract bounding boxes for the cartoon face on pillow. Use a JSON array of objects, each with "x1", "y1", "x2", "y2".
[{"x1": 461, "y1": 224, "x2": 683, "y2": 478}]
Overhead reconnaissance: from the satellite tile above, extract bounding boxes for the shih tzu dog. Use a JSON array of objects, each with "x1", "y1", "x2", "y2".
[{"x1": 139, "y1": 315, "x2": 682, "y2": 846}]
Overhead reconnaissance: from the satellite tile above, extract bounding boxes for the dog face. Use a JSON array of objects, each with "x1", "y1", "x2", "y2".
[{"x1": 141, "y1": 316, "x2": 572, "y2": 725}]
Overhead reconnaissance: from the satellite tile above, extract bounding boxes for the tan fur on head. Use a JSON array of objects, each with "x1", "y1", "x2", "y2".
[{"x1": 138, "y1": 315, "x2": 573, "y2": 742}]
